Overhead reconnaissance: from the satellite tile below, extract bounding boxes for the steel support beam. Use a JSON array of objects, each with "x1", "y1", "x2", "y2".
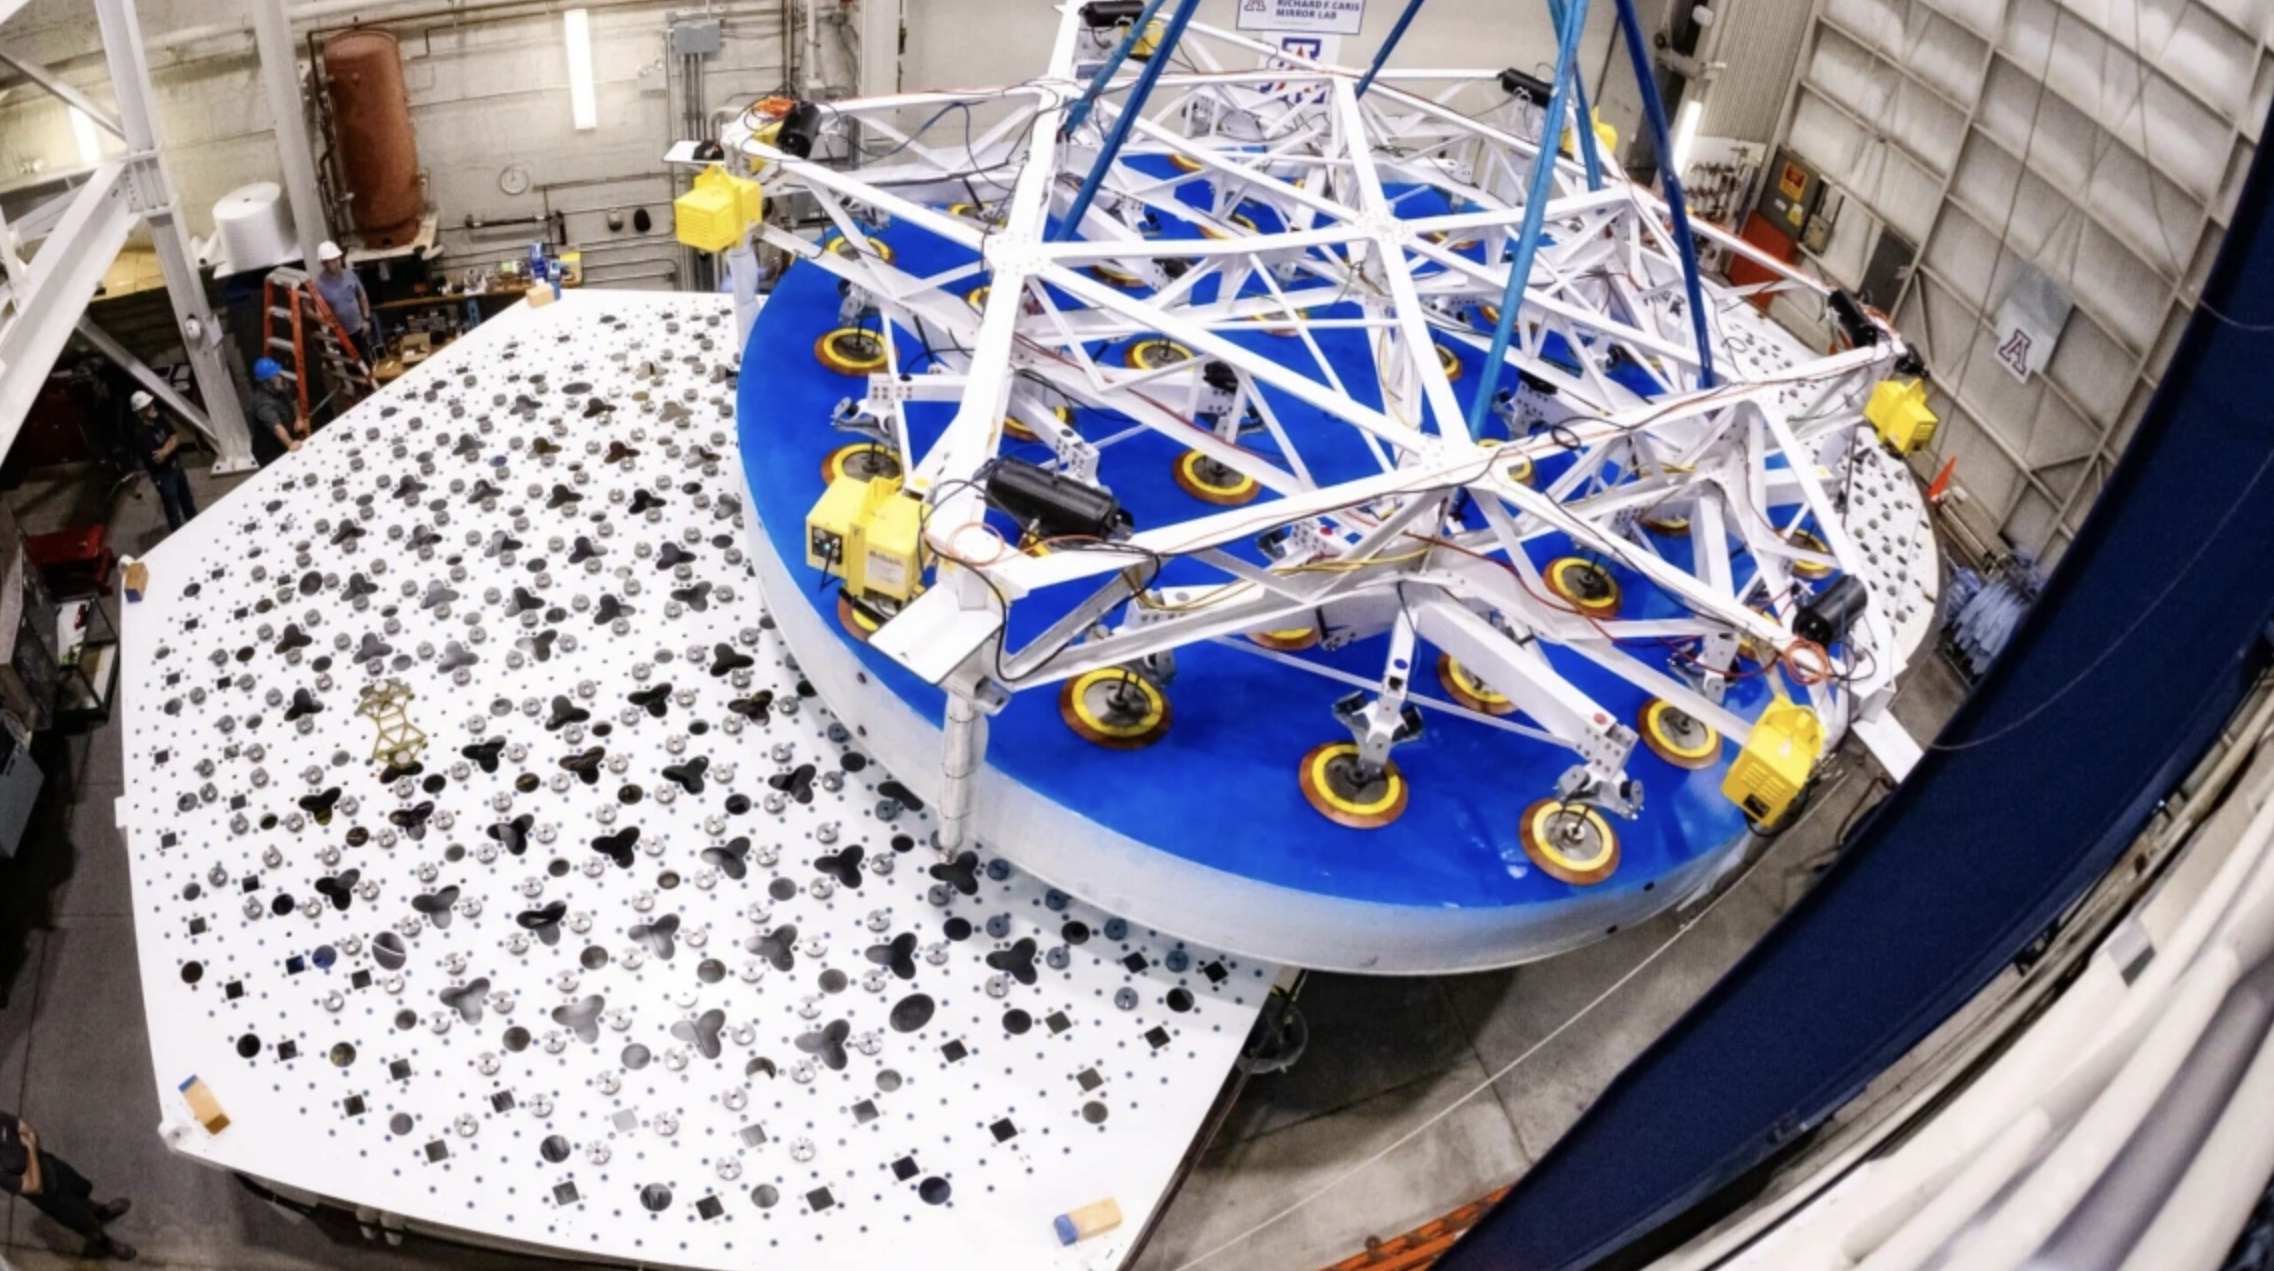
[
  {"x1": 93, "y1": 0, "x2": 256, "y2": 471},
  {"x1": 249, "y1": 0, "x2": 328, "y2": 269},
  {"x1": 73, "y1": 316, "x2": 219, "y2": 444},
  {"x1": 0, "y1": 47, "x2": 124, "y2": 137},
  {"x1": 1052, "y1": 0, "x2": 1203, "y2": 242},
  {"x1": 0, "y1": 168, "x2": 136, "y2": 451},
  {"x1": 855, "y1": 0, "x2": 900, "y2": 99}
]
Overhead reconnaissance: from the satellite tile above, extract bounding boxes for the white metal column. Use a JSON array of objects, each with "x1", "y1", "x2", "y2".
[
  {"x1": 91, "y1": 0, "x2": 256, "y2": 470},
  {"x1": 857, "y1": 0, "x2": 899, "y2": 98},
  {"x1": 249, "y1": 0, "x2": 329, "y2": 270}
]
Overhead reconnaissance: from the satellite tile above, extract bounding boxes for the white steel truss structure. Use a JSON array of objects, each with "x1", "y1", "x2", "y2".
[
  {"x1": 0, "y1": 0, "x2": 253, "y2": 466},
  {"x1": 734, "y1": 9, "x2": 1935, "y2": 832}
]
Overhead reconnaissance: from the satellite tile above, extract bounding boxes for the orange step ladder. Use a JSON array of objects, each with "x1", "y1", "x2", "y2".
[{"x1": 262, "y1": 266, "x2": 377, "y2": 419}]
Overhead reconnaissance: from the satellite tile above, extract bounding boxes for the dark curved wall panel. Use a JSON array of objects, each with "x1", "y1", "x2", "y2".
[{"x1": 1443, "y1": 107, "x2": 2274, "y2": 1271}]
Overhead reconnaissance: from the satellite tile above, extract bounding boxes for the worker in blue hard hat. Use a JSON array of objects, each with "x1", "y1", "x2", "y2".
[
  {"x1": 246, "y1": 357, "x2": 307, "y2": 466},
  {"x1": 128, "y1": 388, "x2": 197, "y2": 531}
]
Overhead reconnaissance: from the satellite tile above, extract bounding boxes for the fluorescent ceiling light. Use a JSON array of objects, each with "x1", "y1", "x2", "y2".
[
  {"x1": 565, "y1": 8, "x2": 598, "y2": 132},
  {"x1": 1670, "y1": 97, "x2": 1703, "y2": 177},
  {"x1": 71, "y1": 107, "x2": 102, "y2": 166}
]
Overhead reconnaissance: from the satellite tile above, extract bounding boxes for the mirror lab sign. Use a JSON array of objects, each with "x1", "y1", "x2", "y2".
[{"x1": 1238, "y1": 0, "x2": 1367, "y2": 36}]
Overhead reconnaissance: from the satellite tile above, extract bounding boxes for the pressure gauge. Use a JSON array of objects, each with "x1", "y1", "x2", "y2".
[{"x1": 498, "y1": 165, "x2": 531, "y2": 196}]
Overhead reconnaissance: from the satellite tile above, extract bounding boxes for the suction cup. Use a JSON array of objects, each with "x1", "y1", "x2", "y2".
[
  {"x1": 1173, "y1": 451, "x2": 1259, "y2": 506},
  {"x1": 815, "y1": 328, "x2": 887, "y2": 377},
  {"x1": 1518, "y1": 798, "x2": 1620, "y2": 885},
  {"x1": 1438, "y1": 654, "x2": 1516, "y2": 716},
  {"x1": 1298, "y1": 742, "x2": 1410, "y2": 829},
  {"x1": 1546, "y1": 556, "x2": 1621, "y2": 617},
  {"x1": 1059, "y1": 669, "x2": 1172, "y2": 749},
  {"x1": 1638, "y1": 698, "x2": 1721, "y2": 770}
]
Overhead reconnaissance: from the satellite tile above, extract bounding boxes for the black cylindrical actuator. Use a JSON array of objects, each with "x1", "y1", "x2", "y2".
[
  {"x1": 1082, "y1": 1, "x2": 1147, "y2": 26},
  {"x1": 1795, "y1": 574, "x2": 1869, "y2": 647},
  {"x1": 985, "y1": 458, "x2": 1133, "y2": 541}
]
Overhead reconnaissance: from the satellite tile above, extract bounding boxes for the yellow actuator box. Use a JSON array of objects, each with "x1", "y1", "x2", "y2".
[
  {"x1": 807, "y1": 474, "x2": 924, "y2": 602},
  {"x1": 675, "y1": 164, "x2": 764, "y2": 253},
  {"x1": 1722, "y1": 699, "x2": 1825, "y2": 826},
  {"x1": 1866, "y1": 378, "x2": 1938, "y2": 455}
]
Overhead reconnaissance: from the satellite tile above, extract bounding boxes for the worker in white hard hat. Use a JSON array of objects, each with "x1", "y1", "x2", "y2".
[
  {"x1": 128, "y1": 387, "x2": 198, "y2": 531},
  {"x1": 313, "y1": 240, "x2": 380, "y2": 370}
]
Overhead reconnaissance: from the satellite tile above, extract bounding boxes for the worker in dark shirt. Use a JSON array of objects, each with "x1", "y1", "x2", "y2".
[
  {"x1": 247, "y1": 356, "x2": 307, "y2": 466},
  {"x1": 130, "y1": 389, "x2": 198, "y2": 531},
  {"x1": 0, "y1": 1110, "x2": 135, "y2": 1261}
]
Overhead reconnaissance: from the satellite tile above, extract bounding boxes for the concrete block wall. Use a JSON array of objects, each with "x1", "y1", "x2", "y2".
[
  {"x1": 4, "y1": 0, "x2": 1814, "y2": 283},
  {"x1": 0, "y1": 0, "x2": 800, "y2": 284}
]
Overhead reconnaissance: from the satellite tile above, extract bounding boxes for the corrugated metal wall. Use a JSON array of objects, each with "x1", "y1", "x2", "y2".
[
  {"x1": 1703, "y1": 0, "x2": 1813, "y2": 142},
  {"x1": 1769, "y1": 0, "x2": 2274, "y2": 564}
]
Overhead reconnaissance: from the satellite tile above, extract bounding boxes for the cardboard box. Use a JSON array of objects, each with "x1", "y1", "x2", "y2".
[
  {"x1": 180, "y1": 1075, "x2": 231, "y2": 1135},
  {"x1": 123, "y1": 559, "x2": 149, "y2": 603}
]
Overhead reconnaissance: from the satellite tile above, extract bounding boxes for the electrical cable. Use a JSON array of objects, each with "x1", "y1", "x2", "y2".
[
  {"x1": 2113, "y1": 4, "x2": 2274, "y2": 336},
  {"x1": 1160, "y1": 823, "x2": 1803, "y2": 1271},
  {"x1": 1928, "y1": 436, "x2": 2274, "y2": 751}
]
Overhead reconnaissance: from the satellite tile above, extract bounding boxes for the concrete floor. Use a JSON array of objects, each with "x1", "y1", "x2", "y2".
[{"x1": 0, "y1": 455, "x2": 1971, "y2": 1271}]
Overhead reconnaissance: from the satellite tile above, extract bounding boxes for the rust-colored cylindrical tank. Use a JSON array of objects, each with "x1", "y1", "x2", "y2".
[{"x1": 323, "y1": 28, "x2": 422, "y2": 247}]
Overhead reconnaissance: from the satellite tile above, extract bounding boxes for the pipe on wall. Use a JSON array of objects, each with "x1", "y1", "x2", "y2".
[{"x1": 1, "y1": 0, "x2": 788, "y2": 98}]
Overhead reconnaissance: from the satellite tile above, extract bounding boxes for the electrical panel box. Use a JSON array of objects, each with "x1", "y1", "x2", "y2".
[
  {"x1": 669, "y1": 20, "x2": 721, "y2": 56},
  {"x1": 1801, "y1": 184, "x2": 1844, "y2": 255},
  {"x1": 1757, "y1": 149, "x2": 1822, "y2": 242},
  {"x1": 1723, "y1": 700, "x2": 1824, "y2": 825},
  {"x1": 807, "y1": 474, "x2": 924, "y2": 602}
]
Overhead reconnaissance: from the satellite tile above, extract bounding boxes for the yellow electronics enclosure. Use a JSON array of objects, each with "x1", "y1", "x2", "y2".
[
  {"x1": 1562, "y1": 108, "x2": 1620, "y2": 160},
  {"x1": 675, "y1": 164, "x2": 764, "y2": 252},
  {"x1": 1866, "y1": 378, "x2": 1938, "y2": 455},
  {"x1": 1722, "y1": 699, "x2": 1825, "y2": 825},
  {"x1": 806, "y1": 474, "x2": 924, "y2": 602}
]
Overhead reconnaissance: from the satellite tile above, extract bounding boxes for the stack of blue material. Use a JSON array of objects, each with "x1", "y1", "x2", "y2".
[{"x1": 1943, "y1": 553, "x2": 2045, "y2": 680}]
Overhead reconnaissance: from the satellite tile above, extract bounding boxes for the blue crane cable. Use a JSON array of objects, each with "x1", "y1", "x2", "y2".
[
  {"x1": 1547, "y1": 0, "x2": 1604, "y2": 190},
  {"x1": 1462, "y1": 0, "x2": 1592, "y2": 440},
  {"x1": 1610, "y1": 0, "x2": 1716, "y2": 387},
  {"x1": 1052, "y1": 0, "x2": 1205, "y2": 243},
  {"x1": 1354, "y1": 0, "x2": 1428, "y2": 98},
  {"x1": 1060, "y1": 0, "x2": 1171, "y2": 139}
]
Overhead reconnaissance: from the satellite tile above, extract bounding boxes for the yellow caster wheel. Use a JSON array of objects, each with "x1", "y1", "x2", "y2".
[
  {"x1": 1438, "y1": 654, "x2": 1515, "y2": 717},
  {"x1": 1125, "y1": 337, "x2": 1192, "y2": 371},
  {"x1": 1518, "y1": 799, "x2": 1620, "y2": 885},
  {"x1": 826, "y1": 235, "x2": 895, "y2": 264},
  {"x1": 1003, "y1": 405, "x2": 1069, "y2": 444},
  {"x1": 1168, "y1": 152, "x2": 1204, "y2": 173},
  {"x1": 1478, "y1": 439, "x2": 1535, "y2": 487},
  {"x1": 1059, "y1": 669, "x2": 1172, "y2": 749},
  {"x1": 1545, "y1": 556, "x2": 1621, "y2": 617},
  {"x1": 1250, "y1": 625, "x2": 1321, "y2": 652},
  {"x1": 1640, "y1": 511, "x2": 1691, "y2": 536},
  {"x1": 1173, "y1": 451, "x2": 1259, "y2": 506},
  {"x1": 838, "y1": 593, "x2": 885, "y2": 643},
  {"x1": 821, "y1": 443, "x2": 902, "y2": 486},
  {"x1": 1298, "y1": 742, "x2": 1409, "y2": 829},
  {"x1": 1092, "y1": 261, "x2": 1146, "y2": 289},
  {"x1": 1200, "y1": 212, "x2": 1259, "y2": 240},
  {"x1": 1638, "y1": 698, "x2": 1721, "y2": 770},
  {"x1": 965, "y1": 284, "x2": 991, "y2": 311},
  {"x1": 1435, "y1": 343, "x2": 1463, "y2": 382},
  {"x1": 1248, "y1": 306, "x2": 1310, "y2": 335},
  {"x1": 1787, "y1": 527, "x2": 1834, "y2": 579},
  {"x1": 815, "y1": 328, "x2": 888, "y2": 377}
]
